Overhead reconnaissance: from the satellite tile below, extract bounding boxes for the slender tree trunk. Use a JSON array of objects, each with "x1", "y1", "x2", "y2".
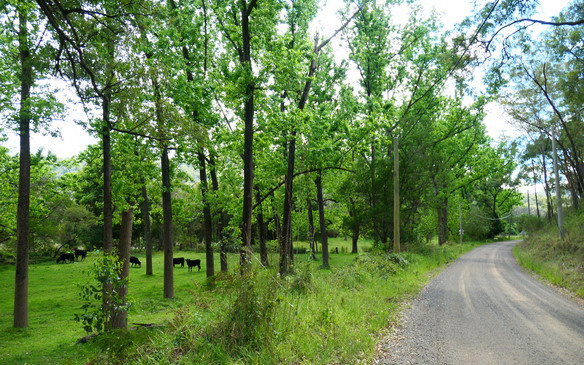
[
  {"x1": 542, "y1": 152, "x2": 553, "y2": 221},
  {"x1": 347, "y1": 199, "x2": 358, "y2": 254},
  {"x1": 273, "y1": 210, "x2": 282, "y2": 244},
  {"x1": 140, "y1": 180, "x2": 153, "y2": 275},
  {"x1": 161, "y1": 147, "x2": 174, "y2": 298},
  {"x1": 352, "y1": 224, "x2": 359, "y2": 254},
  {"x1": 279, "y1": 139, "x2": 295, "y2": 275},
  {"x1": 198, "y1": 150, "x2": 214, "y2": 278},
  {"x1": 208, "y1": 155, "x2": 228, "y2": 272},
  {"x1": 14, "y1": 10, "x2": 32, "y2": 328},
  {"x1": 102, "y1": 102, "x2": 113, "y2": 253},
  {"x1": 255, "y1": 187, "x2": 269, "y2": 267},
  {"x1": 239, "y1": 3, "x2": 255, "y2": 272},
  {"x1": 562, "y1": 149, "x2": 580, "y2": 209},
  {"x1": 315, "y1": 171, "x2": 329, "y2": 268},
  {"x1": 307, "y1": 197, "x2": 316, "y2": 259},
  {"x1": 531, "y1": 161, "x2": 541, "y2": 218},
  {"x1": 111, "y1": 209, "x2": 133, "y2": 330}
]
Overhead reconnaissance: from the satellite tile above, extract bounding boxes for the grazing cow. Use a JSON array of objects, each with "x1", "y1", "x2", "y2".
[
  {"x1": 173, "y1": 257, "x2": 185, "y2": 267},
  {"x1": 130, "y1": 256, "x2": 141, "y2": 267},
  {"x1": 56, "y1": 253, "x2": 75, "y2": 264},
  {"x1": 186, "y1": 259, "x2": 201, "y2": 272},
  {"x1": 74, "y1": 249, "x2": 87, "y2": 261}
]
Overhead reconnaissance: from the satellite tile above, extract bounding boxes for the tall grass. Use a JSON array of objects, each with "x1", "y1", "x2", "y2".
[{"x1": 514, "y1": 210, "x2": 584, "y2": 299}]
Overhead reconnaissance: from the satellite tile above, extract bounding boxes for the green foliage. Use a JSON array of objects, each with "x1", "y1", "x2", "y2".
[
  {"x1": 74, "y1": 252, "x2": 132, "y2": 334},
  {"x1": 514, "y1": 209, "x2": 584, "y2": 299}
]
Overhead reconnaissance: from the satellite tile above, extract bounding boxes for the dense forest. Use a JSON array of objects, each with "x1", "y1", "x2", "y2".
[{"x1": 0, "y1": 0, "x2": 582, "y2": 355}]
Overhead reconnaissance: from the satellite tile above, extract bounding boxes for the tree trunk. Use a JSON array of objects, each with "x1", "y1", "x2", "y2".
[
  {"x1": 437, "y1": 199, "x2": 449, "y2": 245},
  {"x1": 14, "y1": 9, "x2": 32, "y2": 328},
  {"x1": 315, "y1": 171, "x2": 329, "y2": 268},
  {"x1": 279, "y1": 138, "x2": 295, "y2": 275},
  {"x1": 348, "y1": 199, "x2": 358, "y2": 254},
  {"x1": 352, "y1": 224, "x2": 359, "y2": 254},
  {"x1": 255, "y1": 187, "x2": 269, "y2": 267},
  {"x1": 307, "y1": 197, "x2": 316, "y2": 259},
  {"x1": 161, "y1": 147, "x2": 174, "y2": 299},
  {"x1": 531, "y1": 161, "x2": 541, "y2": 218},
  {"x1": 542, "y1": 152, "x2": 554, "y2": 221},
  {"x1": 111, "y1": 209, "x2": 133, "y2": 330},
  {"x1": 239, "y1": 2, "x2": 255, "y2": 272},
  {"x1": 102, "y1": 101, "x2": 113, "y2": 253},
  {"x1": 140, "y1": 179, "x2": 153, "y2": 275},
  {"x1": 198, "y1": 150, "x2": 215, "y2": 278},
  {"x1": 209, "y1": 154, "x2": 228, "y2": 273}
]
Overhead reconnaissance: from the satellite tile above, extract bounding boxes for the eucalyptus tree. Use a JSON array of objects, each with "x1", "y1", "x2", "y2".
[
  {"x1": 34, "y1": 0, "x2": 145, "y2": 256},
  {"x1": 210, "y1": 0, "x2": 282, "y2": 271},
  {"x1": 420, "y1": 97, "x2": 490, "y2": 244},
  {"x1": 1, "y1": 0, "x2": 64, "y2": 328},
  {"x1": 162, "y1": 0, "x2": 220, "y2": 279},
  {"x1": 499, "y1": 4, "x2": 584, "y2": 208},
  {"x1": 346, "y1": 2, "x2": 465, "y2": 246},
  {"x1": 470, "y1": 141, "x2": 522, "y2": 237}
]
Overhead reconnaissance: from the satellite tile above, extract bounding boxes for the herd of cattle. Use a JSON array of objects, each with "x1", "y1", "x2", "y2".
[{"x1": 56, "y1": 249, "x2": 202, "y2": 272}]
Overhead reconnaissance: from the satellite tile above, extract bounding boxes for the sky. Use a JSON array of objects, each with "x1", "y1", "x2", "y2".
[{"x1": 2, "y1": 0, "x2": 572, "y2": 159}]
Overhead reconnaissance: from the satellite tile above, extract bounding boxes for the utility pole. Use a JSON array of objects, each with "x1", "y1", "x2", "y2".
[
  {"x1": 393, "y1": 137, "x2": 400, "y2": 252},
  {"x1": 527, "y1": 190, "x2": 531, "y2": 216},
  {"x1": 551, "y1": 125, "x2": 564, "y2": 239}
]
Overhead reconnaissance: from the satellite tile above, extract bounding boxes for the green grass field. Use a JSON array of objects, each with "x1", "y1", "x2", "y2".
[{"x1": 1, "y1": 237, "x2": 485, "y2": 364}]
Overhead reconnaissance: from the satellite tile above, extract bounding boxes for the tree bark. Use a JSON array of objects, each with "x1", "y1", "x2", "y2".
[
  {"x1": 14, "y1": 9, "x2": 32, "y2": 328},
  {"x1": 239, "y1": 1, "x2": 256, "y2": 272},
  {"x1": 255, "y1": 187, "x2": 269, "y2": 267},
  {"x1": 209, "y1": 157, "x2": 228, "y2": 272},
  {"x1": 161, "y1": 147, "x2": 174, "y2": 298},
  {"x1": 437, "y1": 200, "x2": 449, "y2": 245},
  {"x1": 102, "y1": 100, "x2": 113, "y2": 253},
  {"x1": 279, "y1": 140, "x2": 295, "y2": 275},
  {"x1": 198, "y1": 150, "x2": 214, "y2": 278},
  {"x1": 140, "y1": 180, "x2": 153, "y2": 275},
  {"x1": 315, "y1": 171, "x2": 329, "y2": 268},
  {"x1": 307, "y1": 197, "x2": 316, "y2": 259},
  {"x1": 531, "y1": 161, "x2": 541, "y2": 218},
  {"x1": 542, "y1": 149, "x2": 553, "y2": 221},
  {"x1": 352, "y1": 224, "x2": 360, "y2": 254},
  {"x1": 111, "y1": 209, "x2": 133, "y2": 330}
]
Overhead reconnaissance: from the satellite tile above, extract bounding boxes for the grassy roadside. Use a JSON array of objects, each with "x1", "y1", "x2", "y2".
[
  {"x1": 1, "y1": 238, "x2": 490, "y2": 364},
  {"x1": 513, "y1": 210, "x2": 584, "y2": 299}
]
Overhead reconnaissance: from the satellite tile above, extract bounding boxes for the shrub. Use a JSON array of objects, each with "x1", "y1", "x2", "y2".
[{"x1": 74, "y1": 252, "x2": 132, "y2": 334}]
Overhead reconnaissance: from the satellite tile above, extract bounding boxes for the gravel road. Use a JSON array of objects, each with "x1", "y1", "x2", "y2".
[{"x1": 375, "y1": 240, "x2": 584, "y2": 365}]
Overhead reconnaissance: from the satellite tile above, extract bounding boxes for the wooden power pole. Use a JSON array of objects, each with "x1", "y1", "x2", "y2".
[{"x1": 393, "y1": 137, "x2": 400, "y2": 252}]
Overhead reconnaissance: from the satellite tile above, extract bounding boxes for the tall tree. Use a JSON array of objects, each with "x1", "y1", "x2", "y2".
[{"x1": 1, "y1": 0, "x2": 63, "y2": 328}]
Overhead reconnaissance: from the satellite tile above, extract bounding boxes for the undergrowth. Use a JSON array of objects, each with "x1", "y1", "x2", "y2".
[
  {"x1": 514, "y1": 210, "x2": 584, "y2": 298},
  {"x1": 113, "y1": 244, "x2": 481, "y2": 364}
]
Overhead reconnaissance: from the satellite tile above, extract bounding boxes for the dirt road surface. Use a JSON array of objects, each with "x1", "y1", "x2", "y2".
[{"x1": 375, "y1": 240, "x2": 584, "y2": 365}]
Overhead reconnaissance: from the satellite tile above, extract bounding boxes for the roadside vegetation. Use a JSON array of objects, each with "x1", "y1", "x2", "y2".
[
  {"x1": 0, "y1": 238, "x2": 496, "y2": 364},
  {"x1": 514, "y1": 210, "x2": 584, "y2": 299}
]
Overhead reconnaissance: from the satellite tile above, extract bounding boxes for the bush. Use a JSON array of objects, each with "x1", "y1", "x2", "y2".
[
  {"x1": 0, "y1": 250, "x2": 15, "y2": 265},
  {"x1": 516, "y1": 214, "x2": 545, "y2": 234}
]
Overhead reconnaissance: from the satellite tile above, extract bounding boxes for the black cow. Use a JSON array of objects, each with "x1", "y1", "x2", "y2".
[
  {"x1": 186, "y1": 259, "x2": 201, "y2": 272},
  {"x1": 56, "y1": 253, "x2": 75, "y2": 264},
  {"x1": 74, "y1": 249, "x2": 87, "y2": 261},
  {"x1": 130, "y1": 256, "x2": 141, "y2": 267},
  {"x1": 173, "y1": 257, "x2": 185, "y2": 267}
]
